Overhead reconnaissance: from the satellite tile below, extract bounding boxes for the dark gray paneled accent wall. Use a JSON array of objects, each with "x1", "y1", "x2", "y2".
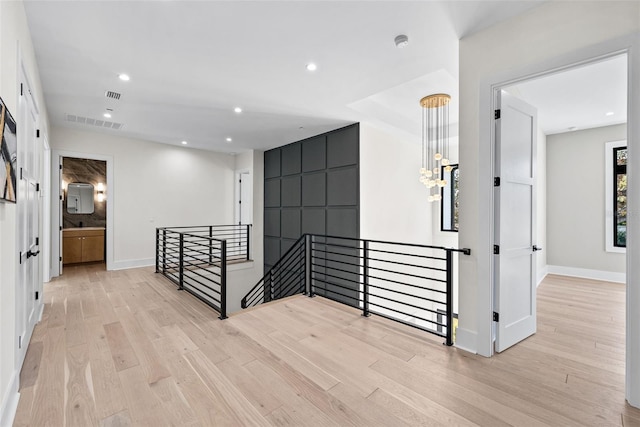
[{"x1": 264, "y1": 124, "x2": 360, "y2": 276}]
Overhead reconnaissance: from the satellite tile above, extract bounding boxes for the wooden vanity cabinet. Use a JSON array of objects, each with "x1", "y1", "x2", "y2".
[{"x1": 63, "y1": 228, "x2": 105, "y2": 264}]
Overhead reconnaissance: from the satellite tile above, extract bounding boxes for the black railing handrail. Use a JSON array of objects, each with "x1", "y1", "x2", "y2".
[
  {"x1": 157, "y1": 224, "x2": 253, "y2": 230},
  {"x1": 310, "y1": 233, "x2": 471, "y2": 255},
  {"x1": 241, "y1": 233, "x2": 470, "y2": 346}
]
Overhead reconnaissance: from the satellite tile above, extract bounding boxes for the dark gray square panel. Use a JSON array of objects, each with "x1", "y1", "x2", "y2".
[
  {"x1": 327, "y1": 125, "x2": 359, "y2": 169},
  {"x1": 302, "y1": 172, "x2": 326, "y2": 207},
  {"x1": 281, "y1": 176, "x2": 301, "y2": 207},
  {"x1": 327, "y1": 208, "x2": 358, "y2": 238},
  {"x1": 281, "y1": 209, "x2": 301, "y2": 239},
  {"x1": 265, "y1": 179, "x2": 281, "y2": 208},
  {"x1": 264, "y1": 237, "x2": 281, "y2": 266},
  {"x1": 264, "y1": 209, "x2": 281, "y2": 237},
  {"x1": 327, "y1": 168, "x2": 357, "y2": 206},
  {"x1": 265, "y1": 149, "x2": 281, "y2": 179},
  {"x1": 281, "y1": 238, "x2": 296, "y2": 257},
  {"x1": 302, "y1": 136, "x2": 326, "y2": 172},
  {"x1": 281, "y1": 143, "x2": 301, "y2": 176},
  {"x1": 302, "y1": 209, "x2": 325, "y2": 235}
]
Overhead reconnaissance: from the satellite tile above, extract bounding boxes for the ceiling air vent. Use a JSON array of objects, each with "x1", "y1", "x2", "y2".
[
  {"x1": 105, "y1": 90, "x2": 121, "y2": 100},
  {"x1": 65, "y1": 114, "x2": 124, "y2": 130}
]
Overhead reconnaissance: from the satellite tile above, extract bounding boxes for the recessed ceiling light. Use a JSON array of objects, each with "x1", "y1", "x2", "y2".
[
  {"x1": 226, "y1": 137, "x2": 232, "y2": 143},
  {"x1": 234, "y1": 107, "x2": 242, "y2": 113},
  {"x1": 118, "y1": 73, "x2": 130, "y2": 81},
  {"x1": 103, "y1": 113, "x2": 112, "y2": 118},
  {"x1": 606, "y1": 111, "x2": 614, "y2": 116},
  {"x1": 306, "y1": 63, "x2": 317, "y2": 71},
  {"x1": 181, "y1": 140, "x2": 188, "y2": 145}
]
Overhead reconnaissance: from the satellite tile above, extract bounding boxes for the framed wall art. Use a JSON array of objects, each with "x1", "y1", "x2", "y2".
[{"x1": 0, "y1": 97, "x2": 17, "y2": 203}]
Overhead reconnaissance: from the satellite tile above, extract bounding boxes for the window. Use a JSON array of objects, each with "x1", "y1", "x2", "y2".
[
  {"x1": 441, "y1": 165, "x2": 459, "y2": 232},
  {"x1": 614, "y1": 146, "x2": 627, "y2": 247},
  {"x1": 606, "y1": 141, "x2": 626, "y2": 252}
]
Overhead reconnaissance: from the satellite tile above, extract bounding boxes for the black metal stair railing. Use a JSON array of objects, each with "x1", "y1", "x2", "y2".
[
  {"x1": 155, "y1": 224, "x2": 252, "y2": 319},
  {"x1": 241, "y1": 233, "x2": 470, "y2": 346}
]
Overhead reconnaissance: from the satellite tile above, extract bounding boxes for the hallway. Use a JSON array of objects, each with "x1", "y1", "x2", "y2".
[{"x1": 13, "y1": 265, "x2": 640, "y2": 426}]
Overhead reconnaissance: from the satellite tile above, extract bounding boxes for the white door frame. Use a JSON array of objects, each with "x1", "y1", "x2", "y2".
[
  {"x1": 476, "y1": 34, "x2": 639, "y2": 406},
  {"x1": 50, "y1": 150, "x2": 114, "y2": 276},
  {"x1": 41, "y1": 134, "x2": 51, "y2": 283}
]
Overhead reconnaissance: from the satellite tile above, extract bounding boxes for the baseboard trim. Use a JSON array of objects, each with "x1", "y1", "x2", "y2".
[
  {"x1": 0, "y1": 371, "x2": 19, "y2": 427},
  {"x1": 110, "y1": 258, "x2": 155, "y2": 271},
  {"x1": 546, "y1": 265, "x2": 626, "y2": 283},
  {"x1": 454, "y1": 327, "x2": 477, "y2": 354},
  {"x1": 537, "y1": 265, "x2": 549, "y2": 287}
]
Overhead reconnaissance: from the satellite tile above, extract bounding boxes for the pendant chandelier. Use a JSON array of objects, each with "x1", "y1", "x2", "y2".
[{"x1": 419, "y1": 93, "x2": 453, "y2": 202}]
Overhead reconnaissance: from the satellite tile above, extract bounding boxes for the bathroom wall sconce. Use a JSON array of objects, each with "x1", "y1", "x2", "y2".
[{"x1": 96, "y1": 182, "x2": 105, "y2": 202}]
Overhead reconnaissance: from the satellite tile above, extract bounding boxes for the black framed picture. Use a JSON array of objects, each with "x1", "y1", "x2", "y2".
[{"x1": 0, "y1": 97, "x2": 17, "y2": 203}]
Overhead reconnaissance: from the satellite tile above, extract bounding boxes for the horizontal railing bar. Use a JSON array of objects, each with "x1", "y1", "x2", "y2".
[
  {"x1": 370, "y1": 310, "x2": 446, "y2": 337},
  {"x1": 312, "y1": 253, "x2": 447, "y2": 276},
  {"x1": 367, "y1": 293, "x2": 444, "y2": 316},
  {"x1": 181, "y1": 287, "x2": 221, "y2": 312},
  {"x1": 183, "y1": 265, "x2": 222, "y2": 281},
  {"x1": 312, "y1": 282, "x2": 360, "y2": 303},
  {"x1": 368, "y1": 284, "x2": 445, "y2": 306},
  {"x1": 158, "y1": 224, "x2": 252, "y2": 230},
  {"x1": 369, "y1": 285, "x2": 447, "y2": 313}
]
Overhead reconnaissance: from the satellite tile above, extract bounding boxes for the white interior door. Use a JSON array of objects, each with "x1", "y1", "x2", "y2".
[
  {"x1": 16, "y1": 73, "x2": 41, "y2": 367},
  {"x1": 494, "y1": 90, "x2": 538, "y2": 353}
]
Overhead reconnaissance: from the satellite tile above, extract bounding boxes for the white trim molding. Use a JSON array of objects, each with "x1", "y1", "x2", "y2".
[
  {"x1": 0, "y1": 372, "x2": 19, "y2": 427},
  {"x1": 454, "y1": 327, "x2": 478, "y2": 354},
  {"x1": 111, "y1": 258, "x2": 155, "y2": 271},
  {"x1": 547, "y1": 265, "x2": 626, "y2": 283}
]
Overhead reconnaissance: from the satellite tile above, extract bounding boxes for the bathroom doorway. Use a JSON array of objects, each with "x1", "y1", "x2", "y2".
[{"x1": 50, "y1": 150, "x2": 114, "y2": 277}]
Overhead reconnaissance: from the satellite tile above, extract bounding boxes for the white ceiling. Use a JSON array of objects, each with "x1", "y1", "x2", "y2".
[
  {"x1": 23, "y1": 1, "x2": 547, "y2": 153},
  {"x1": 506, "y1": 54, "x2": 627, "y2": 135}
]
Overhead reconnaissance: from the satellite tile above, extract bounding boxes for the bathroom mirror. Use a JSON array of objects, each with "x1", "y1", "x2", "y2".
[{"x1": 67, "y1": 183, "x2": 94, "y2": 214}]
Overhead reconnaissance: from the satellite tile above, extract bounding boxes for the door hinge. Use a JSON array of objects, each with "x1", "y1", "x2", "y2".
[
  {"x1": 36, "y1": 129, "x2": 40, "y2": 138},
  {"x1": 59, "y1": 164, "x2": 62, "y2": 170},
  {"x1": 35, "y1": 237, "x2": 39, "y2": 246},
  {"x1": 59, "y1": 226, "x2": 62, "y2": 231},
  {"x1": 20, "y1": 84, "x2": 23, "y2": 96},
  {"x1": 59, "y1": 256, "x2": 62, "y2": 262},
  {"x1": 19, "y1": 251, "x2": 22, "y2": 265},
  {"x1": 35, "y1": 291, "x2": 39, "y2": 300},
  {"x1": 20, "y1": 168, "x2": 23, "y2": 180},
  {"x1": 18, "y1": 336, "x2": 22, "y2": 349},
  {"x1": 36, "y1": 183, "x2": 40, "y2": 192},
  {"x1": 494, "y1": 177, "x2": 500, "y2": 186},
  {"x1": 493, "y1": 312, "x2": 500, "y2": 322},
  {"x1": 60, "y1": 195, "x2": 63, "y2": 201},
  {"x1": 493, "y1": 245, "x2": 500, "y2": 255},
  {"x1": 494, "y1": 109, "x2": 501, "y2": 119}
]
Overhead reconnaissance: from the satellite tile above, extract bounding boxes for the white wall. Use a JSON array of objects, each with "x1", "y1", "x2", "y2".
[
  {"x1": 457, "y1": 0, "x2": 640, "y2": 407},
  {"x1": 546, "y1": 124, "x2": 626, "y2": 279},
  {"x1": 536, "y1": 126, "x2": 547, "y2": 284},
  {"x1": 0, "y1": 1, "x2": 49, "y2": 424},
  {"x1": 226, "y1": 150, "x2": 265, "y2": 314},
  {"x1": 359, "y1": 122, "x2": 462, "y2": 316},
  {"x1": 50, "y1": 127, "x2": 236, "y2": 269},
  {"x1": 361, "y1": 122, "x2": 437, "y2": 244}
]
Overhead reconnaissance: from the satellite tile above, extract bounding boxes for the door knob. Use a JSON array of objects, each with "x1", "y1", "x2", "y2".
[
  {"x1": 533, "y1": 245, "x2": 542, "y2": 252},
  {"x1": 27, "y1": 250, "x2": 40, "y2": 258}
]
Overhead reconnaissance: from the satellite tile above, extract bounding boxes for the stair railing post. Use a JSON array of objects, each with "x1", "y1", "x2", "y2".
[
  {"x1": 246, "y1": 224, "x2": 251, "y2": 261},
  {"x1": 362, "y1": 240, "x2": 370, "y2": 317},
  {"x1": 219, "y1": 240, "x2": 227, "y2": 319},
  {"x1": 308, "y1": 235, "x2": 315, "y2": 298},
  {"x1": 162, "y1": 229, "x2": 167, "y2": 274},
  {"x1": 445, "y1": 249, "x2": 454, "y2": 346},
  {"x1": 305, "y1": 234, "x2": 312, "y2": 295},
  {"x1": 209, "y1": 226, "x2": 214, "y2": 264},
  {"x1": 155, "y1": 228, "x2": 159, "y2": 273},
  {"x1": 178, "y1": 233, "x2": 184, "y2": 290}
]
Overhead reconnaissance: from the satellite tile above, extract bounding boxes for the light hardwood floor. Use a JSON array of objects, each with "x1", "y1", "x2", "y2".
[{"x1": 13, "y1": 265, "x2": 640, "y2": 426}]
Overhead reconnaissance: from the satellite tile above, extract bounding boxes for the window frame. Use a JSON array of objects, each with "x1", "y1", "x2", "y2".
[
  {"x1": 605, "y1": 140, "x2": 626, "y2": 253},
  {"x1": 441, "y1": 164, "x2": 459, "y2": 232}
]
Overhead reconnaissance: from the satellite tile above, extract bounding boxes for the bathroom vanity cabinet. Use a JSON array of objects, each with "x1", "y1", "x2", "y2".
[{"x1": 63, "y1": 227, "x2": 105, "y2": 264}]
